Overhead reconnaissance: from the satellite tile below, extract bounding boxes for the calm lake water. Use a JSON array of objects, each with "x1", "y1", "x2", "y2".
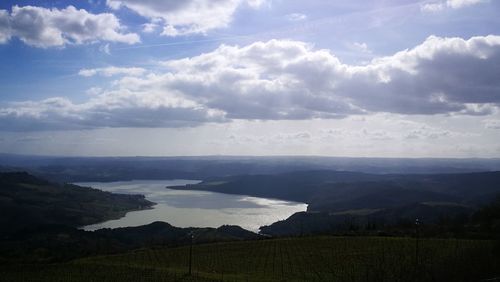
[{"x1": 77, "y1": 180, "x2": 307, "y2": 232}]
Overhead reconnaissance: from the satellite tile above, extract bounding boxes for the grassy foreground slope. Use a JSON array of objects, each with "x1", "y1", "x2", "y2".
[{"x1": 1, "y1": 236, "x2": 499, "y2": 282}]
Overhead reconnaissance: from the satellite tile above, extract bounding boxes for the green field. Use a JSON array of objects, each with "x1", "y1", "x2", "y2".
[{"x1": 1, "y1": 236, "x2": 499, "y2": 282}]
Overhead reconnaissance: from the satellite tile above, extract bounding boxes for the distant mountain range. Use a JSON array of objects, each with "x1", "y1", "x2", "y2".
[
  {"x1": 173, "y1": 170, "x2": 500, "y2": 209},
  {"x1": 2, "y1": 154, "x2": 500, "y2": 182}
]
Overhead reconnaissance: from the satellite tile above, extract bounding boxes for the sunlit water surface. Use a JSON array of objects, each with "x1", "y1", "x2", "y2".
[{"x1": 77, "y1": 180, "x2": 307, "y2": 232}]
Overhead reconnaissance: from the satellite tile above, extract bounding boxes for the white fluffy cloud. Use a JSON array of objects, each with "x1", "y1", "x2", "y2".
[
  {"x1": 106, "y1": 0, "x2": 264, "y2": 36},
  {"x1": 160, "y1": 39, "x2": 360, "y2": 119},
  {"x1": 1, "y1": 35, "x2": 500, "y2": 131},
  {"x1": 160, "y1": 35, "x2": 500, "y2": 117},
  {"x1": 339, "y1": 35, "x2": 500, "y2": 114},
  {"x1": 79, "y1": 67, "x2": 147, "y2": 77},
  {"x1": 421, "y1": 0, "x2": 487, "y2": 12},
  {"x1": 0, "y1": 5, "x2": 140, "y2": 48}
]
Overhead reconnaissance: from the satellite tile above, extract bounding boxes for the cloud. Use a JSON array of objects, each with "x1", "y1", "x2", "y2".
[
  {"x1": 421, "y1": 0, "x2": 487, "y2": 12},
  {"x1": 339, "y1": 35, "x2": 500, "y2": 114},
  {"x1": 106, "y1": 0, "x2": 264, "y2": 36},
  {"x1": 404, "y1": 128, "x2": 451, "y2": 140},
  {"x1": 275, "y1": 132, "x2": 311, "y2": 141},
  {"x1": 421, "y1": 3, "x2": 445, "y2": 12},
  {"x1": 142, "y1": 23, "x2": 159, "y2": 33},
  {"x1": 446, "y1": 0, "x2": 487, "y2": 9},
  {"x1": 159, "y1": 39, "x2": 361, "y2": 120},
  {"x1": 0, "y1": 94, "x2": 225, "y2": 131},
  {"x1": 350, "y1": 42, "x2": 372, "y2": 54},
  {"x1": 321, "y1": 128, "x2": 395, "y2": 141},
  {"x1": 99, "y1": 43, "x2": 111, "y2": 54},
  {"x1": 286, "y1": 13, "x2": 307, "y2": 21},
  {"x1": 0, "y1": 10, "x2": 10, "y2": 43},
  {"x1": 483, "y1": 119, "x2": 500, "y2": 129},
  {"x1": 161, "y1": 35, "x2": 500, "y2": 117},
  {"x1": 320, "y1": 121, "x2": 468, "y2": 142},
  {"x1": 226, "y1": 131, "x2": 313, "y2": 145},
  {"x1": 85, "y1": 87, "x2": 103, "y2": 96},
  {"x1": 78, "y1": 67, "x2": 146, "y2": 77},
  {"x1": 0, "y1": 5, "x2": 139, "y2": 48},
  {"x1": 1, "y1": 35, "x2": 500, "y2": 131}
]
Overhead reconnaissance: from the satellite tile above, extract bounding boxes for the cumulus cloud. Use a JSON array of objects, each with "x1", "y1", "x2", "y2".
[
  {"x1": 340, "y1": 35, "x2": 500, "y2": 114},
  {"x1": 0, "y1": 5, "x2": 139, "y2": 48},
  {"x1": 0, "y1": 93, "x2": 225, "y2": 131},
  {"x1": 421, "y1": 0, "x2": 487, "y2": 12},
  {"x1": 1, "y1": 35, "x2": 500, "y2": 131},
  {"x1": 79, "y1": 67, "x2": 146, "y2": 77},
  {"x1": 160, "y1": 35, "x2": 500, "y2": 117},
  {"x1": 159, "y1": 39, "x2": 361, "y2": 120},
  {"x1": 106, "y1": 0, "x2": 264, "y2": 36}
]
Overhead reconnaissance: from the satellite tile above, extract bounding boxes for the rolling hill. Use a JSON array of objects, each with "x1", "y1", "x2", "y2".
[{"x1": 0, "y1": 171, "x2": 154, "y2": 237}]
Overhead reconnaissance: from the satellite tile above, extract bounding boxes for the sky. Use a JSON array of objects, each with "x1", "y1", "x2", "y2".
[{"x1": 0, "y1": 0, "x2": 499, "y2": 157}]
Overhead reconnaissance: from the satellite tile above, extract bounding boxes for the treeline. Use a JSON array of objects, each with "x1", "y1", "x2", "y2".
[{"x1": 260, "y1": 196, "x2": 500, "y2": 239}]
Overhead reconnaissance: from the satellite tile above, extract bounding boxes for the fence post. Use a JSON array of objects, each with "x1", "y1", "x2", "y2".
[
  {"x1": 189, "y1": 233, "x2": 194, "y2": 276},
  {"x1": 415, "y1": 218, "x2": 420, "y2": 281}
]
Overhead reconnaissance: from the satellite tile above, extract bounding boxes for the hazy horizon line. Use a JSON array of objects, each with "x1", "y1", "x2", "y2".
[{"x1": 1, "y1": 152, "x2": 500, "y2": 161}]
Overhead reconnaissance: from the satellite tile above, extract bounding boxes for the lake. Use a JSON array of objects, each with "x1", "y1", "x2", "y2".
[{"x1": 77, "y1": 180, "x2": 307, "y2": 233}]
